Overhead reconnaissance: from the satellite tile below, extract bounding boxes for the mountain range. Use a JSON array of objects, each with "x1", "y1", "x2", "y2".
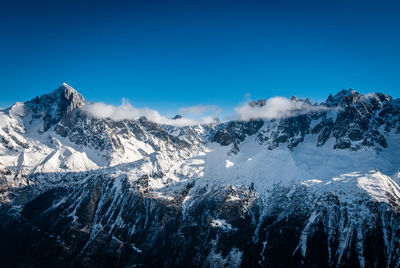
[{"x1": 0, "y1": 83, "x2": 400, "y2": 267}]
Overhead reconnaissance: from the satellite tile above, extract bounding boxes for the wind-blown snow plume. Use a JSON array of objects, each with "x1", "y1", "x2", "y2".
[
  {"x1": 235, "y1": 96, "x2": 328, "y2": 121},
  {"x1": 81, "y1": 98, "x2": 218, "y2": 126}
]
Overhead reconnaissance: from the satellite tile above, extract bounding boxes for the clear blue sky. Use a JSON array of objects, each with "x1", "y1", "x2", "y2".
[{"x1": 1, "y1": 0, "x2": 399, "y2": 116}]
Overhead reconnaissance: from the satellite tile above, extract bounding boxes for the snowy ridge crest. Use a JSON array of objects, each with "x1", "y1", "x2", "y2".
[{"x1": 0, "y1": 85, "x2": 399, "y2": 267}]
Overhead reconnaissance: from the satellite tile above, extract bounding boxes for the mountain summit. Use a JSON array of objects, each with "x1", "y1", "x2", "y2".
[
  {"x1": 21, "y1": 83, "x2": 86, "y2": 131},
  {"x1": 0, "y1": 85, "x2": 399, "y2": 267}
]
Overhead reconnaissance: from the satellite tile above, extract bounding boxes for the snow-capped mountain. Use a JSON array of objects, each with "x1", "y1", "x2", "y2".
[{"x1": 0, "y1": 83, "x2": 400, "y2": 267}]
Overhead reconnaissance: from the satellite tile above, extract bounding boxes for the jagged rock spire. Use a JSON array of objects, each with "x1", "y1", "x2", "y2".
[
  {"x1": 25, "y1": 83, "x2": 86, "y2": 131},
  {"x1": 56, "y1": 82, "x2": 86, "y2": 112}
]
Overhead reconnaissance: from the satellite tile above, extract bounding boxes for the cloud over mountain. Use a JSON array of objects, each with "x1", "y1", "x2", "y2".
[
  {"x1": 235, "y1": 96, "x2": 328, "y2": 121},
  {"x1": 81, "y1": 98, "x2": 218, "y2": 126}
]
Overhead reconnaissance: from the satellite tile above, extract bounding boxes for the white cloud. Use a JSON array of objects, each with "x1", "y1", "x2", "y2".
[
  {"x1": 179, "y1": 105, "x2": 222, "y2": 116},
  {"x1": 80, "y1": 96, "x2": 328, "y2": 126},
  {"x1": 234, "y1": 96, "x2": 328, "y2": 121},
  {"x1": 80, "y1": 98, "x2": 218, "y2": 127}
]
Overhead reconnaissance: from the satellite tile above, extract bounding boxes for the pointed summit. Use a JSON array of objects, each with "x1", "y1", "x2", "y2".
[
  {"x1": 60, "y1": 82, "x2": 78, "y2": 94},
  {"x1": 55, "y1": 82, "x2": 86, "y2": 112},
  {"x1": 326, "y1": 88, "x2": 362, "y2": 107},
  {"x1": 25, "y1": 83, "x2": 86, "y2": 131}
]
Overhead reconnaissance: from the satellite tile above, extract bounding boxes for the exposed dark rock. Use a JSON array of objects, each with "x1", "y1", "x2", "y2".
[
  {"x1": 211, "y1": 120, "x2": 264, "y2": 148},
  {"x1": 1, "y1": 86, "x2": 400, "y2": 268},
  {"x1": 25, "y1": 83, "x2": 86, "y2": 131}
]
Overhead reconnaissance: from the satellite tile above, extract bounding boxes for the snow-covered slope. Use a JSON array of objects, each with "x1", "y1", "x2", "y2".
[{"x1": 0, "y1": 84, "x2": 400, "y2": 267}]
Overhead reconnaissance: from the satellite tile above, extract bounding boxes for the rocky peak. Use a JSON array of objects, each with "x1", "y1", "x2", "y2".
[
  {"x1": 326, "y1": 89, "x2": 361, "y2": 107},
  {"x1": 172, "y1": 114, "x2": 183, "y2": 120},
  {"x1": 214, "y1": 88, "x2": 399, "y2": 152},
  {"x1": 325, "y1": 88, "x2": 390, "y2": 106},
  {"x1": 57, "y1": 83, "x2": 86, "y2": 111},
  {"x1": 341, "y1": 90, "x2": 362, "y2": 106},
  {"x1": 25, "y1": 83, "x2": 86, "y2": 131},
  {"x1": 249, "y1": 99, "x2": 266, "y2": 107}
]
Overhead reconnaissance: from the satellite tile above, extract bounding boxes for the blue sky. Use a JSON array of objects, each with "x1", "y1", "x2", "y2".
[{"x1": 1, "y1": 0, "x2": 399, "y2": 117}]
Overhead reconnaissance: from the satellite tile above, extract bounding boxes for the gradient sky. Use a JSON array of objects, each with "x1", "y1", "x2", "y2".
[{"x1": 1, "y1": 0, "x2": 399, "y2": 116}]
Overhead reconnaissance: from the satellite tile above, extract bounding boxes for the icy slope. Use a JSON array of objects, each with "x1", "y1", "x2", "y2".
[{"x1": 0, "y1": 84, "x2": 400, "y2": 267}]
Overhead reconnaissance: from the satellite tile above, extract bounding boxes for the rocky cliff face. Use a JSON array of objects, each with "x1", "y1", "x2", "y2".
[
  {"x1": 25, "y1": 83, "x2": 86, "y2": 132},
  {"x1": 0, "y1": 84, "x2": 400, "y2": 267},
  {"x1": 228, "y1": 89, "x2": 399, "y2": 152}
]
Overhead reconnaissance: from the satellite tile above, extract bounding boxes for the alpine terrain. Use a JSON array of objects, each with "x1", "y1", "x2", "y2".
[{"x1": 0, "y1": 83, "x2": 400, "y2": 268}]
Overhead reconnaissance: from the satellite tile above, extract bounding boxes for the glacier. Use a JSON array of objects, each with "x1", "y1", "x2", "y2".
[{"x1": 0, "y1": 84, "x2": 400, "y2": 267}]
